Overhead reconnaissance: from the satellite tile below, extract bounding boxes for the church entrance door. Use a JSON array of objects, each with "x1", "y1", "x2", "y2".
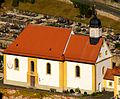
[{"x1": 30, "y1": 76, "x2": 35, "y2": 87}]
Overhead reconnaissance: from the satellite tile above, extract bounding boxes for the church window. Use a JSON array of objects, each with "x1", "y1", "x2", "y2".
[
  {"x1": 118, "y1": 78, "x2": 120, "y2": 85},
  {"x1": 31, "y1": 61, "x2": 34, "y2": 72},
  {"x1": 14, "y1": 58, "x2": 19, "y2": 70},
  {"x1": 105, "y1": 50, "x2": 108, "y2": 55},
  {"x1": 102, "y1": 66, "x2": 105, "y2": 75},
  {"x1": 47, "y1": 63, "x2": 51, "y2": 74},
  {"x1": 109, "y1": 82, "x2": 112, "y2": 87},
  {"x1": 76, "y1": 66, "x2": 80, "y2": 77}
]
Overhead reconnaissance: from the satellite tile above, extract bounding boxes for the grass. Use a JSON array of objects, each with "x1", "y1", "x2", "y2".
[{"x1": 2, "y1": 0, "x2": 120, "y2": 34}]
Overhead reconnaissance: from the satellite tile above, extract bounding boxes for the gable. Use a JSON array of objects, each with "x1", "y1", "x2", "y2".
[{"x1": 96, "y1": 39, "x2": 112, "y2": 63}]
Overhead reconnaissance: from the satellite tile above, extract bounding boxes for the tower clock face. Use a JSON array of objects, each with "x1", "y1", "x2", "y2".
[{"x1": 7, "y1": 62, "x2": 13, "y2": 69}]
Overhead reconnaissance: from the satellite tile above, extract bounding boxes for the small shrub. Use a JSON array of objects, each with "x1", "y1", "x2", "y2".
[
  {"x1": 91, "y1": 92, "x2": 103, "y2": 96},
  {"x1": 70, "y1": 89, "x2": 75, "y2": 93},
  {"x1": 91, "y1": 92, "x2": 96, "y2": 96},
  {"x1": 84, "y1": 92, "x2": 87, "y2": 95},
  {"x1": 50, "y1": 88, "x2": 56, "y2": 93},
  {"x1": 75, "y1": 88, "x2": 81, "y2": 93},
  {"x1": 63, "y1": 89, "x2": 69, "y2": 94},
  {"x1": 83, "y1": 91, "x2": 88, "y2": 96}
]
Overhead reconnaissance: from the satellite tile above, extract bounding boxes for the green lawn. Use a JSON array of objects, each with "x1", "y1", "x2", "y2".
[{"x1": 3, "y1": 0, "x2": 120, "y2": 34}]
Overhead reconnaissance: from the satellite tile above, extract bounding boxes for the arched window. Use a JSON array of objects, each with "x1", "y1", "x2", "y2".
[
  {"x1": 76, "y1": 66, "x2": 80, "y2": 77},
  {"x1": 31, "y1": 61, "x2": 34, "y2": 72},
  {"x1": 14, "y1": 58, "x2": 19, "y2": 70},
  {"x1": 105, "y1": 50, "x2": 108, "y2": 55},
  {"x1": 47, "y1": 63, "x2": 51, "y2": 74},
  {"x1": 102, "y1": 66, "x2": 105, "y2": 75}
]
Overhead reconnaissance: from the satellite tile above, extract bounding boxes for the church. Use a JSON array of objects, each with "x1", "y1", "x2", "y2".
[{"x1": 3, "y1": 13, "x2": 112, "y2": 94}]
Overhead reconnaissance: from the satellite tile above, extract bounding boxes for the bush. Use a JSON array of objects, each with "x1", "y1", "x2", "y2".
[
  {"x1": 83, "y1": 91, "x2": 88, "y2": 96},
  {"x1": 12, "y1": 0, "x2": 19, "y2": 7},
  {"x1": 70, "y1": 89, "x2": 75, "y2": 93},
  {"x1": 30, "y1": 0, "x2": 35, "y2": 4},
  {"x1": 63, "y1": 89, "x2": 69, "y2": 94},
  {"x1": 91, "y1": 92, "x2": 103, "y2": 96},
  {"x1": 75, "y1": 88, "x2": 81, "y2": 93},
  {"x1": 91, "y1": 92, "x2": 97, "y2": 96},
  {"x1": 50, "y1": 88, "x2": 56, "y2": 92}
]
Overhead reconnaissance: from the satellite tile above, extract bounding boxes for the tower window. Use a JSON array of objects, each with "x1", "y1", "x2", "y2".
[
  {"x1": 46, "y1": 63, "x2": 51, "y2": 74},
  {"x1": 76, "y1": 66, "x2": 80, "y2": 77},
  {"x1": 14, "y1": 58, "x2": 19, "y2": 70},
  {"x1": 31, "y1": 61, "x2": 34, "y2": 72}
]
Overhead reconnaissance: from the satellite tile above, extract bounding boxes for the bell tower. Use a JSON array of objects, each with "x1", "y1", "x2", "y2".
[{"x1": 89, "y1": 5, "x2": 102, "y2": 45}]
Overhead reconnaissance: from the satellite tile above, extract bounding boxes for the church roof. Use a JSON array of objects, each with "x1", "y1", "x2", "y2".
[
  {"x1": 104, "y1": 68, "x2": 114, "y2": 81},
  {"x1": 4, "y1": 25, "x2": 103, "y2": 64},
  {"x1": 64, "y1": 35, "x2": 103, "y2": 64},
  {"x1": 104, "y1": 68, "x2": 120, "y2": 81},
  {"x1": 4, "y1": 25, "x2": 71, "y2": 61}
]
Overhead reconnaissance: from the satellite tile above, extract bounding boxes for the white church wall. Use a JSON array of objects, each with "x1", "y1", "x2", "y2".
[
  {"x1": 96, "y1": 58, "x2": 111, "y2": 91},
  {"x1": 96, "y1": 40, "x2": 112, "y2": 91},
  {"x1": 6, "y1": 54, "x2": 28, "y2": 82},
  {"x1": 66, "y1": 61, "x2": 93, "y2": 91},
  {"x1": 37, "y1": 59, "x2": 60, "y2": 87}
]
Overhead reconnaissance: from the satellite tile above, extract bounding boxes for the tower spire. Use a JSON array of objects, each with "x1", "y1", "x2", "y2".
[{"x1": 89, "y1": 4, "x2": 102, "y2": 45}]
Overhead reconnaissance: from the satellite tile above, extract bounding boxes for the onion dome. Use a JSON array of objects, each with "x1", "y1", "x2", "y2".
[{"x1": 89, "y1": 15, "x2": 102, "y2": 28}]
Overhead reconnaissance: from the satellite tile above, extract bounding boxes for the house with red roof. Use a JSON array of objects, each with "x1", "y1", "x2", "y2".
[
  {"x1": 3, "y1": 13, "x2": 112, "y2": 94},
  {"x1": 103, "y1": 67, "x2": 120, "y2": 98}
]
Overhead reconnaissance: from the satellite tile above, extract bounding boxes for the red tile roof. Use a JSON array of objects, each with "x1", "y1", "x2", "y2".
[
  {"x1": 104, "y1": 68, "x2": 120, "y2": 81},
  {"x1": 4, "y1": 25, "x2": 71, "y2": 61},
  {"x1": 112, "y1": 67, "x2": 120, "y2": 76},
  {"x1": 4, "y1": 25, "x2": 103, "y2": 63},
  {"x1": 64, "y1": 35, "x2": 103, "y2": 64},
  {"x1": 104, "y1": 68, "x2": 114, "y2": 81}
]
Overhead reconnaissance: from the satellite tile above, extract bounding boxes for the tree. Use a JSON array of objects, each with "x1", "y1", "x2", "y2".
[
  {"x1": 30, "y1": 0, "x2": 35, "y2": 4},
  {"x1": 18, "y1": 0, "x2": 35, "y2": 4},
  {"x1": 0, "y1": 0, "x2": 4, "y2": 8},
  {"x1": 12, "y1": 0, "x2": 35, "y2": 7},
  {"x1": 70, "y1": 0, "x2": 92, "y2": 18},
  {"x1": 12, "y1": 0, "x2": 19, "y2": 7}
]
